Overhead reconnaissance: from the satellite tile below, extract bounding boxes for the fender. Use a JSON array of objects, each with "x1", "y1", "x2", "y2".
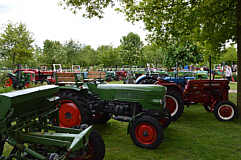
[{"x1": 136, "y1": 75, "x2": 149, "y2": 84}]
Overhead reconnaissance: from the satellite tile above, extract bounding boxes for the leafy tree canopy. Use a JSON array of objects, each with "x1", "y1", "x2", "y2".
[
  {"x1": 0, "y1": 22, "x2": 34, "y2": 67},
  {"x1": 119, "y1": 32, "x2": 143, "y2": 65}
]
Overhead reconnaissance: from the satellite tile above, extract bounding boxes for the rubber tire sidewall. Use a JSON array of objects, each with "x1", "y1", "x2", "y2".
[
  {"x1": 214, "y1": 101, "x2": 238, "y2": 121},
  {"x1": 166, "y1": 89, "x2": 184, "y2": 121},
  {"x1": 137, "y1": 77, "x2": 157, "y2": 84},
  {"x1": 130, "y1": 115, "x2": 164, "y2": 149},
  {"x1": 87, "y1": 130, "x2": 105, "y2": 160}
]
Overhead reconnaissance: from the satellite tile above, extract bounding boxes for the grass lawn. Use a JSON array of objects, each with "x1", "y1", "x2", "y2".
[{"x1": 229, "y1": 82, "x2": 237, "y2": 90}]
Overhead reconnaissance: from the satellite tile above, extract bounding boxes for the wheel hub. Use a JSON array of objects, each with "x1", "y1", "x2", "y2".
[
  {"x1": 135, "y1": 123, "x2": 157, "y2": 144},
  {"x1": 59, "y1": 101, "x2": 81, "y2": 128},
  {"x1": 219, "y1": 106, "x2": 232, "y2": 118}
]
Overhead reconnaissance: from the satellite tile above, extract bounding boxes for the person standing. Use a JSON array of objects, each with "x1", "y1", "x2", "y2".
[{"x1": 225, "y1": 65, "x2": 232, "y2": 81}]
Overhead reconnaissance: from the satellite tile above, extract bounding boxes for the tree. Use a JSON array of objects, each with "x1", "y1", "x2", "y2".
[
  {"x1": 142, "y1": 44, "x2": 167, "y2": 68},
  {"x1": 220, "y1": 44, "x2": 237, "y2": 64},
  {"x1": 43, "y1": 40, "x2": 66, "y2": 65},
  {"x1": 97, "y1": 45, "x2": 121, "y2": 67},
  {"x1": 165, "y1": 41, "x2": 203, "y2": 69},
  {"x1": 119, "y1": 32, "x2": 143, "y2": 66},
  {"x1": 59, "y1": 0, "x2": 241, "y2": 117},
  {"x1": 63, "y1": 40, "x2": 83, "y2": 67},
  {"x1": 0, "y1": 22, "x2": 34, "y2": 68}
]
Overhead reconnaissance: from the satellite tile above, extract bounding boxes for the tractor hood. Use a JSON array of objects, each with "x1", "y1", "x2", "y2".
[{"x1": 87, "y1": 83, "x2": 167, "y2": 110}]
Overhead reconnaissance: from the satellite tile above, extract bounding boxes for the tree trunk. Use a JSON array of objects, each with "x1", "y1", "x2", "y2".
[{"x1": 237, "y1": 0, "x2": 241, "y2": 118}]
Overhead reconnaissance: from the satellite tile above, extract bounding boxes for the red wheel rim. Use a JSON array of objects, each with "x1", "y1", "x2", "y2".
[
  {"x1": 59, "y1": 100, "x2": 81, "y2": 128},
  {"x1": 166, "y1": 95, "x2": 178, "y2": 116},
  {"x1": 25, "y1": 82, "x2": 30, "y2": 88},
  {"x1": 218, "y1": 105, "x2": 234, "y2": 119},
  {"x1": 5, "y1": 78, "x2": 12, "y2": 87},
  {"x1": 135, "y1": 122, "x2": 157, "y2": 145}
]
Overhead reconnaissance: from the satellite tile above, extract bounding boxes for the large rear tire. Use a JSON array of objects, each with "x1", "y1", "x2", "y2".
[
  {"x1": 130, "y1": 115, "x2": 163, "y2": 149},
  {"x1": 58, "y1": 91, "x2": 88, "y2": 127},
  {"x1": 137, "y1": 77, "x2": 157, "y2": 84},
  {"x1": 165, "y1": 90, "x2": 184, "y2": 121}
]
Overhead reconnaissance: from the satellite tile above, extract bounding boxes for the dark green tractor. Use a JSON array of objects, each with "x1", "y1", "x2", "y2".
[{"x1": 57, "y1": 81, "x2": 170, "y2": 149}]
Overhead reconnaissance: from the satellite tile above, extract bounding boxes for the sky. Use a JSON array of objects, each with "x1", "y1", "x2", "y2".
[{"x1": 0, "y1": 0, "x2": 148, "y2": 49}]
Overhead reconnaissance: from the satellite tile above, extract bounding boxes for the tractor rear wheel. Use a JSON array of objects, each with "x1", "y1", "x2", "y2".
[
  {"x1": 214, "y1": 101, "x2": 238, "y2": 121},
  {"x1": 165, "y1": 90, "x2": 184, "y2": 121},
  {"x1": 5, "y1": 78, "x2": 13, "y2": 87},
  {"x1": 58, "y1": 92, "x2": 88, "y2": 127},
  {"x1": 130, "y1": 115, "x2": 163, "y2": 149},
  {"x1": 137, "y1": 77, "x2": 157, "y2": 84}
]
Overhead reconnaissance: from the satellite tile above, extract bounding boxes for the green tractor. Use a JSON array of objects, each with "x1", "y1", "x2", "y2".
[{"x1": 57, "y1": 80, "x2": 171, "y2": 149}]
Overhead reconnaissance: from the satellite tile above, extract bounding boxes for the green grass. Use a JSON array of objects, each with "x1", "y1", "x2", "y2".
[
  {"x1": 229, "y1": 82, "x2": 237, "y2": 90},
  {"x1": 0, "y1": 87, "x2": 13, "y2": 93}
]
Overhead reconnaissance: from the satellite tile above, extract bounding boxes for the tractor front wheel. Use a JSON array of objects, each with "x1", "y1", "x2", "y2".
[
  {"x1": 130, "y1": 115, "x2": 163, "y2": 149},
  {"x1": 214, "y1": 101, "x2": 238, "y2": 121}
]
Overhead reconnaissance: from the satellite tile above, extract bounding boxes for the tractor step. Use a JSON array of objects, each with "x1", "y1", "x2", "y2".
[{"x1": 113, "y1": 116, "x2": 132, "y2": 122}]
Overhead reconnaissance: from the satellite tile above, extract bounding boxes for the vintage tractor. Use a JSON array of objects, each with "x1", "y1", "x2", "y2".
[
  {"x1": 57, "y1": 81, "x2": 171, "y2": 149},
  {"x1": 0, "y1": 85, "x2": 105, "y2": 160},
  {"x1": 5, "y1": 70, "x2": 35, "y2": 89},
  {"x1": 183, "y1": 79, "x2": 238, "y2": 121},
  {"x1": 136, "y1": 74, "x2": 239, "y2": 121}
]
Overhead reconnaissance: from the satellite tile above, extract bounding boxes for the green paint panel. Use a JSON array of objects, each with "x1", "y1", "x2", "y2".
[
  {"x1": 88, "y1": 83, "x2": 166, "y2": 110},
  {"x1": 0, "y1": 85, "x2": 59, "y2": 121}
]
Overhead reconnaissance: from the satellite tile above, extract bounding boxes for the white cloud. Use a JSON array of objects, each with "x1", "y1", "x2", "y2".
[{"x1": 0, "y1": 0, "x2": 148, "y2": 49}]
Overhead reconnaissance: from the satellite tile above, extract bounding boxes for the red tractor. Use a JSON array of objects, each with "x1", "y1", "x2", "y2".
[{"x1": 154, "y1": 78, "x2": 238, "y2": 121}]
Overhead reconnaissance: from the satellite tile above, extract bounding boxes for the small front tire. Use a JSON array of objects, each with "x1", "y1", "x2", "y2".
[
  {"x1": 130, "y1": 116, "x2": 164, "y2": 149},
  {"x1": 214, "y1": 101, "x2": 238, "y2": 121}
]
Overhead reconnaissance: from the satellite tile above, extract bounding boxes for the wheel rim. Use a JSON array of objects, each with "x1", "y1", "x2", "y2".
[
  {"x1": 218, "y1": 104, "x2": 234, "y2": 120},
  {"x1": 59, "y1": 100, "x2": 81, "y2": 127},
  {"x1": 165, "y1": 95, "x2": 178, "y2": 117},
  {"x1": 5, "y1": 78, "x2": 13, "y2": 87},
  {"x1": 135, "y1": 122, "x2": 157, "y2": 145}
]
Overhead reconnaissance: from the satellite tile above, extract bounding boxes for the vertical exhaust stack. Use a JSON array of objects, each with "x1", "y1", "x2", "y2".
[{"x1": 209, "y1": 56, "x2": 212, "y2": 80}]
